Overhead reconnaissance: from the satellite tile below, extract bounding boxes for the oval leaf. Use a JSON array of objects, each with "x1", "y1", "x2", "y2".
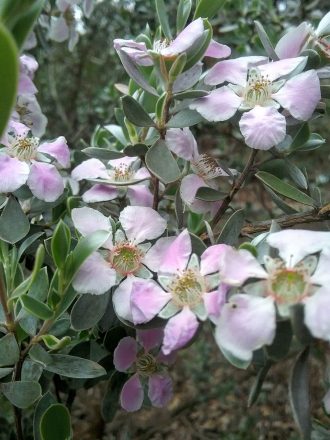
[
  {"x1": 71, "y1": 293, "x2": 109, "y2": 331},
  {"x1": 40, "y1": 404, "x2": 72, "y2": 440},
  {"x1": 146, "y1": 139, "x2": 181, "y2": 184},
  {"x1": 217, "y1": 209, "x2": 245, "y2": 245},
  {"x1": 1, "y1": 381, "x2": 41, "y2": 408},
  {"x1": 0, "y1": 333, "x2": 20, "y2": 367},
  {"x1": 43, "y1": 354, "x2": 106, "y2": 379},
  {"x1": 20, "y1": 295, "x2": 54, "y2": 320},
  {"x1": 0, "y1": 196, "x2": 30, "y2": 244},
  {"x1": 33, "y1": 392, "x2": 57, "y2": 440},
  {"x1": 121, "y1": 95, "x2": 156, "y2": 127}
]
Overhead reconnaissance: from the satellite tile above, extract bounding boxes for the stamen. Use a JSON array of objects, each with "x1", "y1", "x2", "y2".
[
  {"x1": 136, "y1": 353, "x2": 158, "y2": 377},
  {"x1": 109, "y1": 241, "x2": 143, "y2": 275},
  {"x1": 113, "y1": 163, "x2": 134, "y2": 182},
  {"x1": 192, "y1": 153, "x2": 227, "y2": 179},
  {"x1": 171, "y1": 269, "x2": 204, "y2": 307},
  {"x1": 243, "y1": 68, "x2": 272, "y2": 107},
  {"x1": 7, "y1": 135, "x2": 39, "y2": 161}
]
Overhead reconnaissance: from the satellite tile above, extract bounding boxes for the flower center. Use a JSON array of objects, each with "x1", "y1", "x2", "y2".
[
  {"x1": 192, "y1": 153, "x2": 226, "y2": 179},
  {"x1": 136, "y1": 352, "x2": 158, "y2": 377},
  {"x1": 268, "y1": 269, "x2": 309, "y2": 305},
  {"x1": 113, "y1": 163, "x2": 134, "y2": 182},
  {"x1": 244, "y1": 68, "x2": 272, "y2": 107},
  {"x1": 109, "y1": 242, "x2": 142, "y2": 275},
  {"x1": 7, "y1": 135, "x2": 39, "y2": 161},
  {"x1": 171, "y1": 269, "x2": 204, "y2": 307},
  {"x1": 153, "y1": 39, "x2": 171, "y2": 54}
]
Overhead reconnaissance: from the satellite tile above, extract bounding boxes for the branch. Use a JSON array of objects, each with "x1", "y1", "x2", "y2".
[
  {"x1": 211, "y1": 149, "x2": 258, "y2": 228},
  {"x1": 241, "y1": 204, "x2": 330, "y2": 235}
]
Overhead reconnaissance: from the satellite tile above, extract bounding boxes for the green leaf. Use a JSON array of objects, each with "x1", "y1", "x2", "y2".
[
  {"x1": 145, "y1": 139, "x2": 181, "y2": 184},
  {"x1": 0, "y1": 333, "x2": 19, "y2": 367},
  {"x1": 155, "y1": 0, "x2": 172, "y2": 40},
  {"x1": 254, "y1": 21, "x2": 279, "y2": 60},
  {"x1": 40, "y1": 404, "x2": 72, "y2": 440},
  {"x1": 18, "y1": 232, "x2": 44, "y2": 260},
  {"x1": 123, "y1": 143, "x2": 148, "y2": 157},
  {"x1": 169, "y1": 53, "x2": 187, "y2": 82},
  {"x1": 289, "y1": 348, "x2": 311, "y2": 440},
  {"x1": 184, "y1": 22, "x2": 212, "y2": 70},
  {"x1": 121, "y1": 95, "x2": 155, "y2": 127},
  {"x1": 173, "y1": 90, "x2": 208, "y2": 100},
  {"x1": 193, "y1": 0, "x2": 227, "y2": 19},
  {"x1": 293, "y1": 133, "x2": 326, "y2": 152},
  {"x1": 101, "y1": 372, "x2": 127, "y2": 422},
  {"x1": 42, "y1": 354, "x2": 106, "y2": 379},
  {"x1": 0, "y1": 381, "x2": 41, "y2": 408},
  {"x1": 71, "y1": 293, "x2": 109, "y2": 331},
  {"x1": 40, "y1": 335, "x2": 71, "y2": 351},
  {"x1": 263, "y1": 186, "x2": 298, "y2": 215},
  {"x1": 65, "y1": 230, "x2": 110, "y2": 284},
  {"x1": 265, "y1": 320, "x2": 292, "y2": 361},
  {"x1": 0, "y1": 367, "x2": 13, "y2": 379},
  {"x1": 195, "y1": 187, "x2": 226, "y2": 201},
  {"x1": 177, "y1": 0, "x2": 192, "y2": 33},
  {"x1": 33, "y1": 392, "x2": 57, "y2": 440},
  {"x1": 10, "y1": 0, "x2": 44, "y2": 50},
  {"x1": 290, "y1": 123, "x2": 310, "y2": 150},
  {"x1": 248, "y1": 361, "x2": 272, "y2": 407},
  {"x1": 0, "y1": 196, "x2": 30, "y2": 244},
  {"x1": 51, "y1": 220, "x2": 71, "y2": 269},
  {"x1": 167, "y1": 109, "x2": 204, "y2": 128},
  {"x1": 256, "y1": 171, "x2": 314, "y2": 206},
  {"x1": 104, "y1": 124, "x2": 128, "y2": 146},
  {"x1": 190, "y1": 232, "x2": 206, "y2": 256},
  {"x1": 217, "y1": 209, "x2": 245, "y2": 245},
  {"x1": 0, "y1": 23, "x2": 18, "y2": 137},
  {"x1": 20, "y1": 295, "x2": 53, "y2": 320},
  {"x1": 82, "y1": 147, "x2": 125, "y2": 160}
]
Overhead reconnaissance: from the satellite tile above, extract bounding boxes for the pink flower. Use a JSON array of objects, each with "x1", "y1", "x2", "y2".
[
  {"x1": 114, "y1": 329, "x2": 173, "y2": 412},
  {"x1": 165, "y1": 128, "x2": 229, "y2": 215},
  {"x1": 213, "y1": 229, "x2": 330, "y2": 362},
  {"x1": 0, "y1": 123, "x2": 69, "y2": 201},
  {"x1": 129, "y1": 230, "x2": 225, "y2": 354},
  {"x1": 71, "y1": 206, "x2": 167, "y2": 303},
  {"x1": 71, "y1": 156, "x2": 152, "y2": 207},
  {"x1": 190, "y1": 56, "x2": 321, "y2": 149}
]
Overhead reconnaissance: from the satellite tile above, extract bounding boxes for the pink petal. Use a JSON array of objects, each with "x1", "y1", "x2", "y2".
[
  {"x1": 71, "y1": 158, "x2": 108, "y2": 181},
  {"x1": 162, "y1": 307, "x2": 199, "y2": 355},
  {"x1": 158, "y1": 229, "x2": 191, "y2": 274},
  {"x1": 304, "y1": 287, "x2": 330, "y2": 341},
  {"x1": 0, "y1": 155, "x2": 29, "y2": 193},
  {"x1": 200, "y1": 244, "x2": 230, "y2": 276},
  {"x1": 112, "y1": 275, "x2": 137, "y2": 322},
  {"x1": 113, "y1": 336, "x2": 137, "y2": 372},
  {"x1": 134, "y1": 167, "x2": 150, "y2": 180},
  {"x1": 205, "y1": 40, "x2": 231, "y2": 59},
  {"x1": 205, "y1": 56, "x2": 268, "y2": 86},
  {"x1": 180, "y1": 174, "x2": 222, "y2": 215},
  {"x1": 272, "y1": 70, "x2": 321, "y2": 120},
  {"x1": 148, "y1": 374, "x2": 173, "y2": 408},
  {"x1": 239, "y1": 106, "x2": 286, "y2": 150},
  {"x1": 114, "y1": 39, "x2": 153, "y2": 66},
  {"x1": 136, "y1": 328, "x2": 164, "y2": 351},
  {"x1": 127, "y1": 185, "x2": 153, "y2": 207},
  {"x1": 219, "y1": 247, "x2": 267, "y2": 285},
  {"x1": 161, "y1": 18, "x2": 204, "y2": 57},
  {"x1": 120, "y1": 374, "x2": 144, "y2": 412},
  {"x1": 119, "y1": 206, "x2": 166, "y2": 244},
  {"x1": 165, "y1": 127, "x2": 198, "y2": 161},
  {"x1": 82, "y1": 184, "x2": 118, "y2": 203},
  {"x1": 215, "y1": 295, "x2": 276, "y2": 362},
  {"x1": 49, "y1": 16, "x2": 69, "y2": 42},
  {"x1": 275, "y1": 23, "x2": 311, "y2": 59},
  {"x1": 20, "y1": 54, "x2": 38, "y2": 76},
  {"x1": 38, "y1": 136, "x2": 70, "y2": 168},
  {"x1": 266, "y1": 230, "x2": 330, "y2": 267},
  {"x1": 143, "y1": 236, "x2": 177, "y2": 272},
  {"x1": 18, "y1": 74, "x2": 37, "y2": 95},
  {"x1": 71, "y1": 207, "x2": 112, "y2": 236},
  {"x1": 130, "y1": 279, "x2": 171, "y2": 324},
  {"x1": 258, "y1": 56, "x2": 307, "y2": 82},
  {"x1": 27, "y1": 162, "x2": 64, "y2": 202},
  {"x1": 190, "y1": 86, "x2": 241, "y2": 122},
  {"x1": 108, "y1": 156, "x2": 137, "y2": 168},
  {"x1": 204, "y1": 285, "x2": 228, "y2": 324},
  {"x1": 72, "y1": 252, "x2": 116, "y2": 295}
]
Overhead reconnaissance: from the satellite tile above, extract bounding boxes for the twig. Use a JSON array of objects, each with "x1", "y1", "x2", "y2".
[
  {"x1": 241, "y1": 203, "x2": 330, "y2": 235},
  {"x1": 0, "y1": 271, "x2": 14, "y2": 331},
  {"x1": 211, "y1": 149, "x2": 258, "y2": 228}
]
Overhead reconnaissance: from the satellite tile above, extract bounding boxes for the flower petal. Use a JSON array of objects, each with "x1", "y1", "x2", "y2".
[
  {"x1": 258, "y1": 57, "x2": 307, "y2": 82},
  {"x1": 162, "y1": 307, "x2": 199, "y2": 355},
  {"x1": 304, "y1": 287, "x2": 330, "y2": 341},
  {"x1": 143, "y1": 236, "x2": 177, "y2": 272},
  {"x1": 72, "y1": 252, "x2": 116, "y2": 295},
  {"x1": 0, "y1": 155, "x2": 29, "y2": 193},
  {"x1": 158, "y1": 229, "x2": 192, "y2": 274},
  {"x1": 272, "y1": 70, "x2": 321, "y2": 120},
  {"x1": 27, "y1": 162, "x2": 64, "y2": 202},
  {"x1": 266, "y1": 229, "x2": 330, "y2": 267},
  {"x1": 239, "y1": 106, "x2": 286, "y2": 150},
  {"x1": 136, "y1": 328, "x2": 164, "y2": 351},
  {"x1": 127, "y1": 185, "x2": 153, "y2": 207},
  {"x1": 38, "y1": 136, "x2": 70, "y2": 168},
  {"x1": 161, "y1": 18, "x2": 204, "y2": 57},
  {"x1": 148, "y1": 374, "x2": 173, "y2": 408},
  {"x1": 205, "y1": 40, "x2": 231, "y2": 59},
  {"x1": 200, "y1": 244, "x2": 230, "y2": 276},
  {"x1": 82, "y1": 184, "x2": 118, "y2": 203},
  {"x1": 204, "y1": 285, "x2": 228, "y2": 324},
  {"x1": 215, "y1": 294, "x2": 276, "y2": 362},
  {"x1": 119, "y1": 206, "x2": 166, "y2": 244},
  {"x1": 205, "y1": 56, "x2": 268, "y2": 86},
  {"x1": 311, "y1": 251, "x2": 330, "y2": 287},
  {"x1": 71, "y1": 158, "x2": 109, "y2": 181},
  {"x1": 219, "y1": 247, "x2": 267, "y2": 286},
  {"x1": 71, "y1": 206, "x2": 112, "y2": 236},
  {"x1": 180, "y1": 174, "x2": 221, "y2": 215},
  {"x1": 275, "y1": 23, "x2": 311, "y2": 59},
  {"x1": 120, "y1": 374, "x2": 144, "y2": 412},
  {"x1": 190, "y1": 86, "x2": 241, "y2": 122},
  {"x1": 130, "y1": 279, "x2": 171, "y2": 324},
  {"x1": 113, "y1": 336, "x2": 137, "y2": 372},
  {"x1": 112, "y1": 275, "x2": 137, "y2": 322},
  {"x1": 49, "y1": 16, "x2": 69, "y2": 42},
  {"x1": 165, "y1": 127, "x2": 198, "y2": 161}
]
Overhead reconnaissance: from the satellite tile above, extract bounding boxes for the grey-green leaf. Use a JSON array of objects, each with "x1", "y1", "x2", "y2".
[
  {"x1": 217, "y1": 209, "x2": 245, "y2": 245},
  {"x1": 71, "y1": 293, "x2": 109, "y2": 331},
  {"x1": 121, "y1": 95, "x2": 156, "y2": 127},
  {"x1": 42, "y1": 354, "x2": 106, "y2": 379},
  {"x1": 167, "y1": 109, "x2": 204, "y2": 128},
  {"x1": 155, "y1": 0, "x2": 172, "y2": 40},
  {"x1": 0, "y1": 196, "x2": 30, "y2": 244},
  {"x1": 1, "y1": 381, "x2": 41, "y2": 408},
  {"x1": 0, "y1": 333, "x2": 19, "y2": 367},
  {"x1": 145, "y1": 139, "x2": 181, "y2": 184},
  {"x1": 34, "y1": 392, "x2": 57, "y2": 440}
]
